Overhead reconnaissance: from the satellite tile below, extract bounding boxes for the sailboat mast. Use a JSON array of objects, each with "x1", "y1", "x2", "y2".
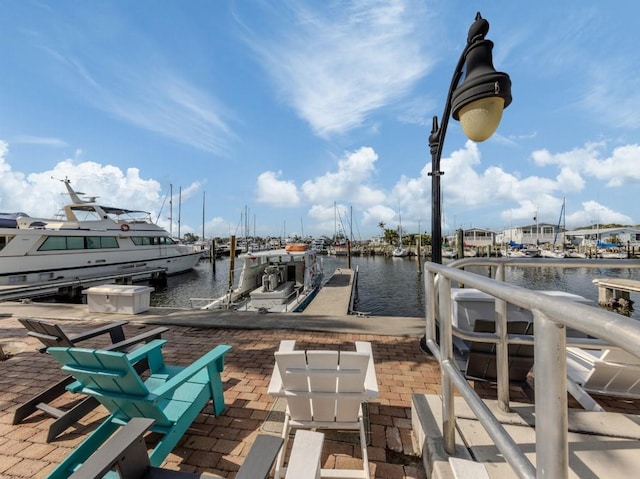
[
  {"x1": 202, "y1": 191, "x2": 205, "y2": 240},
  {"x1": 178, "y1": 186, "x2": 182, "y2": 240},
  {"x1": 333, "y1": 201, "x2": 338, "y2": 245},
  {"x1": 169, "y1": 184, "x2": 173, "y2": 237}
]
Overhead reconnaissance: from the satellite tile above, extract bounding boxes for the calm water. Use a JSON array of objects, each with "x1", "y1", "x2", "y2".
[{"x1": 151, "y1": 255, "x2": 640, "y2": 319}]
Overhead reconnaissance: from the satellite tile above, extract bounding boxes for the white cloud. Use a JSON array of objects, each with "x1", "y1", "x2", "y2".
[
  {"x1": 567, "y1": 200, "x2": 633, "y2": 227},
  {"x1": 0, "y1": 147, "x2": 167, "y2": 222},
  {"x1": 584, "y1": 144, "x2": 640, "y2": 187},
  {"x1": 36, "y1": 22, "x2": 236, "y2": 155},
  {"x1": 12, "y1": 135, "x2": 68, "y2": 147},
  {"x1": 532, "y1": 142, "x2": 640, "y2": 188},
  {"x1": 556, "y1": 167, "x2": 585, "y2": 192},
  {"x1": 256, "y1": 171, "x2": 300, "y2": 207},
  {"x1": 361, "y1": 204, "x2": 397, "y2": 230},
  {"x1": 240, "y1": 0, "x2": 435, "y2": 137},
  {"x1": 301, "y1": 147, "x2": 385, "y2": 206}
]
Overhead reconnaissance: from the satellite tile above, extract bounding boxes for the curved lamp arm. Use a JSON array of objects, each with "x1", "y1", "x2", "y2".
[{"x1": 428, "y1": 12, "x2": 511, "y2": 265}]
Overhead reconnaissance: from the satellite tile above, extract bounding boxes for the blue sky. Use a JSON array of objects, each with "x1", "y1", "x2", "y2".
[{"x1": 1, "y1": 1, "x2": 639, "y2": 240}]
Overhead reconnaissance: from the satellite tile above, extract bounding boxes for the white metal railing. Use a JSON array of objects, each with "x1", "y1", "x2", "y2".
[{"x1": 423, "y1": 257, "x2": 640, "y2": 479}]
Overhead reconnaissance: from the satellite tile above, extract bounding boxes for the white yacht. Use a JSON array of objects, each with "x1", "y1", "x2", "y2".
[
  {"x1": 194, "y1": 243, "x2": 323, "y2": 313},
  {"x1": 0, "y1": 179, "x2": 200, "y2": 286}
]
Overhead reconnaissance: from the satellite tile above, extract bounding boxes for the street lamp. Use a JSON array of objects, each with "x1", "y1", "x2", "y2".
[{"x1": 429, "y1": 12, "x2": 511, "y2": 264}]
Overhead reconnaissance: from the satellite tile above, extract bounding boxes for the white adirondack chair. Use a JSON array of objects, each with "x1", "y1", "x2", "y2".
[
  {"x1": 267, "y1": 340, "x2": 379, "y2": 479},
  {"x1": 566, "y1": 347, "x2": 640, "y2": 411}
]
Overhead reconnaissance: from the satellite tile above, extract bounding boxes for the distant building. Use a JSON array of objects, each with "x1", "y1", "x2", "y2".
[
  {"x1": 369, "y1": 235, "x2": 386, "y2": 246},
  {"x1": 495, "y1": 223, "x2": 563, "y2": 246},
  {"x1": 565, "y1": 227, "x2": 640, "y2": 248},
  {"x1": 456, "y1": 228, "x2": 495, "y2": 248}
]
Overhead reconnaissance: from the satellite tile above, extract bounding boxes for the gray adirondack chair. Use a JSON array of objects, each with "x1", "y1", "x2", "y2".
[
  {"x1": 66, "y1": 417, "x2": 284, "y2": 479},
  {"x1": 13, "y1": 318, "x2": 168, "y2": 441}
]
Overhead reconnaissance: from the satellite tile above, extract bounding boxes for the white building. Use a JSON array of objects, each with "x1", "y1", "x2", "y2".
[
  {"x1": 565, "y1": 227, "x2": 640, "y2": 248},
  {"x1": 494, "y1": 223, "x2": 563, "y2": 246}
]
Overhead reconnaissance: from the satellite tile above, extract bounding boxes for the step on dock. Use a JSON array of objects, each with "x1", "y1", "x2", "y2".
[
  {"x1": 412, "y1": 393, "x2": 640, "y2": 478},
  {"x1": 302, "y1": 268, "x2": 356, "y2": 316}
]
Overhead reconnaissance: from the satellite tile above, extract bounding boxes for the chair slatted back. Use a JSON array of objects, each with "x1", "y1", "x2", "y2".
[
  {"x1": 19, "y1": 318, "x2": 74, "y2": 348},
  {"x1": 584, "y1": 359, "x2": 640, "y2": 396},
  {"x1": 275, "y1": 350, "x2": 369, "y2": 423},
  {"x1": 601, "y1": 348, "x2": 640, "y2": 365},
  {"x1": 48, "y1": 347, "x2": 172, "y2": 427}
]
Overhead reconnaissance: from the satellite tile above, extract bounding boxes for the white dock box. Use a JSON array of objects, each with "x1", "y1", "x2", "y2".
[{"x1": 84, "y1": 285, "x2": 154, "y2": 314}]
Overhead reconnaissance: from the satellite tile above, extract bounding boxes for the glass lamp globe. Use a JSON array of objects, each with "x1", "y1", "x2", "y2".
[{"x1": 457, "y1": 96, "x2": 505, "y2": 142}]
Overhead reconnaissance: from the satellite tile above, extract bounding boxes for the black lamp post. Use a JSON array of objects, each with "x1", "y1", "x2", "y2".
[{"x1": 428, "y1": 12, "x2": 511, "y2": 264}]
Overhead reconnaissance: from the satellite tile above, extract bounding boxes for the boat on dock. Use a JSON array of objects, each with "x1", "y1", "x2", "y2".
[
  {"x1": 0, "y1": 178, "x2": 200, "y2": 287},
  {"x1": 192, "y1": 243, "x2": 323, "y2": 312}
]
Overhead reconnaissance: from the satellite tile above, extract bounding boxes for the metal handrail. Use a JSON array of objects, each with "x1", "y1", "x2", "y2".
[{"x1": 423, "y1": 257, "x2": 640, "y2": 479}]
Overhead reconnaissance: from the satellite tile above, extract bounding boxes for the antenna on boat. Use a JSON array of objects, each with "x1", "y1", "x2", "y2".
[{"x1": 52, "y1": 176, "x2": 92, "y2": 204}]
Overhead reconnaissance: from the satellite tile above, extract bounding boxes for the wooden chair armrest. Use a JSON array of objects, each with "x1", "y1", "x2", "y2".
[
  {"x1": 356, "y1": 341, "x2": 379, "y2": 396},
  {"x1": 151, "y1": 345, "x2": 232, "y2": 399},
  {"x1": 68, "y1": 417, "x2": 155, "y2": 479},
  {"x1": 279, "y1": 340, "x2": 296, "y2": 352},
  {"x1": 104, "y1": 327, "x2": 169, "y2": 352},
  {"x1": 236, "y1": 434, "x2": 284, "y2": 479},
  {"x1": 68, "y1": 320, "x2": 129, "y2": 344},
  {"x1": 124, "y1": 339, "x2": 168, "y2": 365},
  {"x1": 267, "y1": 340, "x2": 296, "y2": 394}
]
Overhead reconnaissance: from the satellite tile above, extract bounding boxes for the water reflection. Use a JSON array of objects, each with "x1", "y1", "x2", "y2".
[{"x1": 152, "y1": 256, "x2": 639, "y2": 319}]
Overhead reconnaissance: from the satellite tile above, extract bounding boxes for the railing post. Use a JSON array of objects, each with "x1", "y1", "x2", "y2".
[
  {"x1": 493, "y1": 263, "x2": 510, "y2": 411},
  {"x1": 534, "y1": 311, "x2": 568, "y2": 479},
  {"x1": 438, "y1": 277, "x2": 456, "y2": 454},
  {"x1": 495, "y1": 294, "x2": 510, "y2": 412},
  {"x1": 424, "y1": 270, "x2": 438, "y2": 357}
]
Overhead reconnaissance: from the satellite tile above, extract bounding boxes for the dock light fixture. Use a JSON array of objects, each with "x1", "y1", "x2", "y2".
[{"x1": 428, "y1": 12, "x2": 511, "y2": 264}]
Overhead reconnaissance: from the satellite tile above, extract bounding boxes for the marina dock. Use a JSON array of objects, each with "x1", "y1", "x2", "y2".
[
  {"x1": 302, "y1": 267, "x2": 357, "y2": 316},
  {"x1": 0, "y1": 268, "x2": 168, "y2": 302},
  {"x1": 593, "y1": 277, "x2": 640, "y2": 305}
]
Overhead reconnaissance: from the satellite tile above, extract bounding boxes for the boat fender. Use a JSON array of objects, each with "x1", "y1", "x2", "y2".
[{"x1": 121, "y1": 224, "x2": 130, "y2": 231}]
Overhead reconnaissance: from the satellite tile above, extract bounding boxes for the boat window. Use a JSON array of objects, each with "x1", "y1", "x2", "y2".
[
  {"x1": 130, "y1": 236, "x2": 176, "y2": 246},
  {"x1": 86, "y1": 236, "x2": 118, "y2": 248},
  {"x1": 39, "y1": 235, "x2": 120, "y2": 251},
  {"x1": 131, "y1": 237, "x2": 152, "y2": 246},
  {"x1": 99, "y1": 237, "x2": 118, "y2": 248},
  {"x1": 39, "y1": 236, "x2": 68, "y2": 251},
  {"x1": 9, "y1": 275, "x2": 27, "y2": 284},
  {"x1": 158, "y1": 237, "x2": 176, "y2": 245},
  {"x1": 67, "y1": 236, "x2": 84, "y2": 249},
  {"x1": 86, "y1": 236, "x2": 101, "y2": 249},
  {"x1": 0, "y1": 236, "x2": 8, "y2": 251}
]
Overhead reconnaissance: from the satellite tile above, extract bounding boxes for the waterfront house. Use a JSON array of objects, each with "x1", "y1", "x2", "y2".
[
  {"x1": 495, "y1": 222, "x2": 562, "y2": 246},
  {"x1": 565, "y1": 226, "x2": 640, "y2": 249}
]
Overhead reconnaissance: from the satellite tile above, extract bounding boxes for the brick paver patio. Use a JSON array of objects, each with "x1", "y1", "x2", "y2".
[{"x1": 0, "y1": 318, "x2": 441, "y2": 478}]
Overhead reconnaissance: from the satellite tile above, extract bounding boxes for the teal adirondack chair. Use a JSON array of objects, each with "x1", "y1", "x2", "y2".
[{"x1": 45, "y1": 339, "x2": 232, "y2": 479}]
